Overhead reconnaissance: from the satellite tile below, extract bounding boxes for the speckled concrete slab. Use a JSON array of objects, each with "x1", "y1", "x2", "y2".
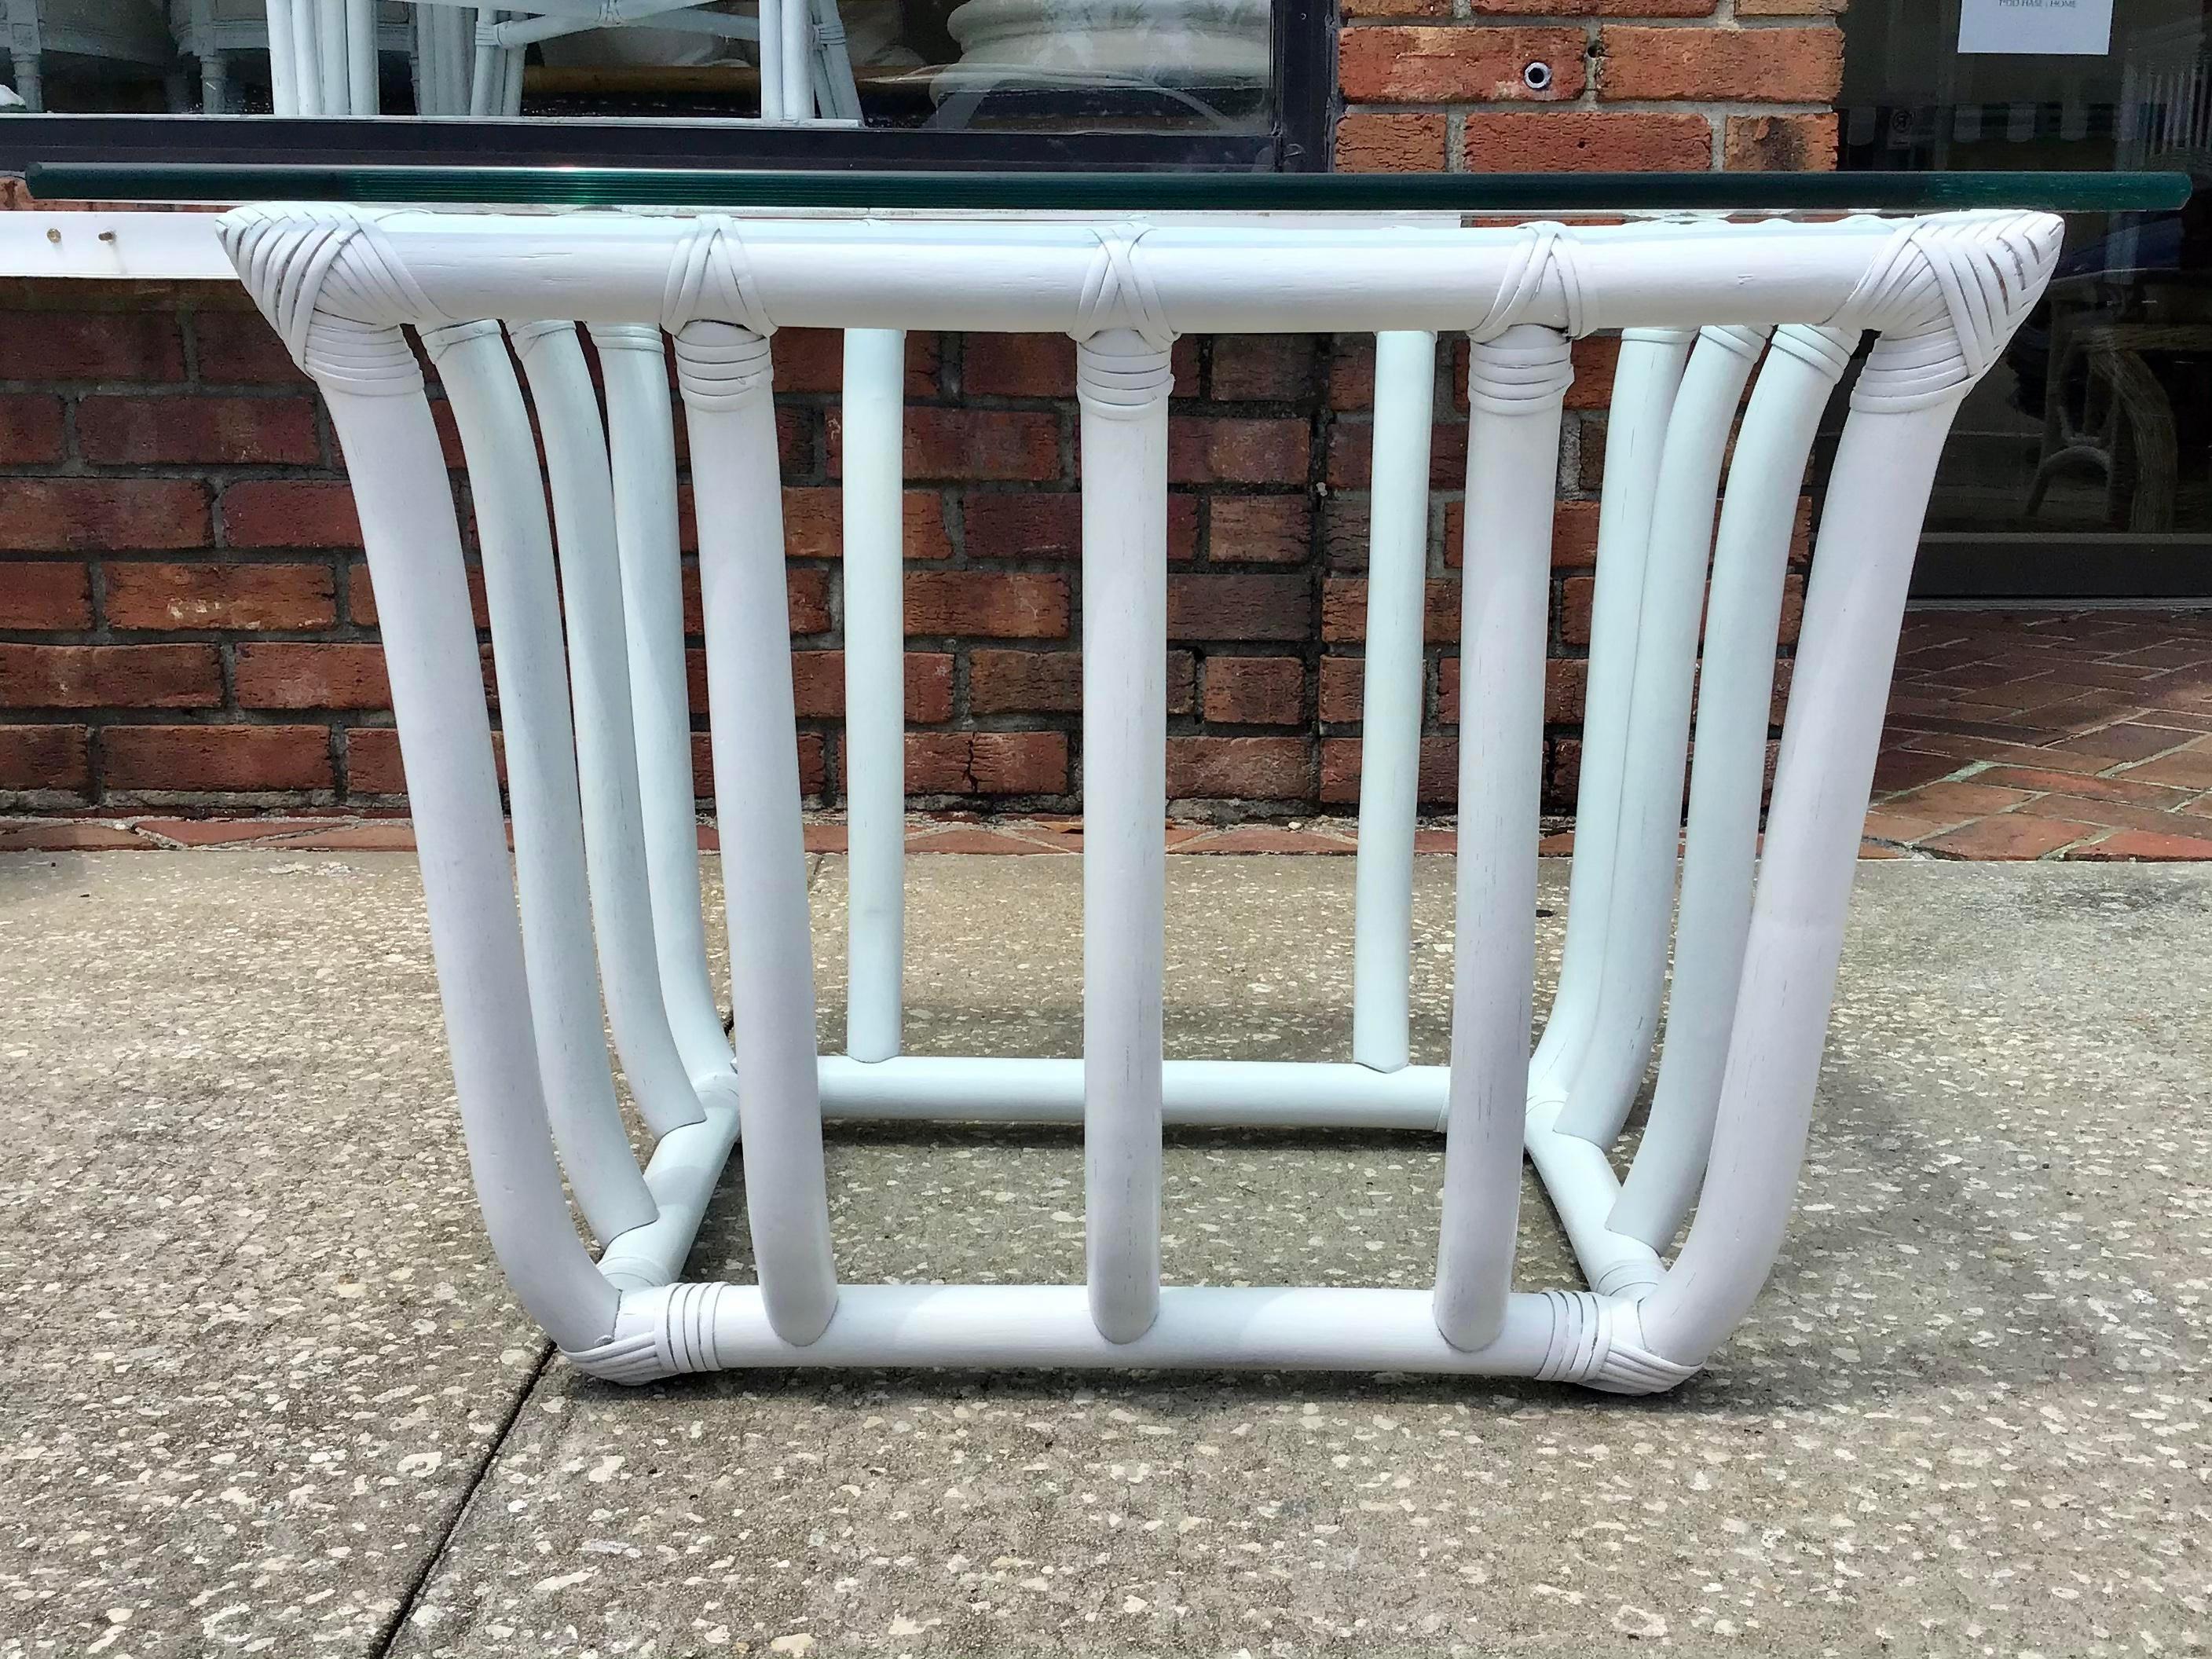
[
  {"x1": 5, "y1": 855, "x2": 2210, "y2": 1658},
  {"x1": 0, "y1": 851, "x2": 554, "y2": 1657},
  {"x1": 403, "y1": 857, "x2": 2210, "y2": 1658}
]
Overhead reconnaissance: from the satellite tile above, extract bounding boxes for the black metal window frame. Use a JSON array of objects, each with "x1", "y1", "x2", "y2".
[{"x1": 0, "y1": 0, "x2": 1335, "y2": 177}]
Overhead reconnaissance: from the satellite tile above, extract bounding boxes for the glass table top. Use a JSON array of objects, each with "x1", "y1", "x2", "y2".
[{"x1": 24, "y1": 164, "x2": 2195, "y2": 214}]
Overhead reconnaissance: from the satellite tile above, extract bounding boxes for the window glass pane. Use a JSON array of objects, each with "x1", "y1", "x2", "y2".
[
  {"x1": 1836, "y1": 0, "x2": 2212, "y2": 598},
  {"x1": 4, "y1": 0, "x2": 1273, "y2": 135}
]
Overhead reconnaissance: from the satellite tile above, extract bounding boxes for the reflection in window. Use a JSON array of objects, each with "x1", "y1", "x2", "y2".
[
  {"x1": 1, "y1": 0, "x2": 1273, "y2": 134},
  {"x1": 1833, "y1": 0, "x2": 2211, "y2": 593}
]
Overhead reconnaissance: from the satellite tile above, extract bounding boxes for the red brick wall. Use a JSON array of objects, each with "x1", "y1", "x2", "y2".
[
  {"x1": 0, "y1": 8, "x2": 1840, "y2": 819},
  {"x1": 1337, "y1": 4, "x2": 1843, "y2": 178}
]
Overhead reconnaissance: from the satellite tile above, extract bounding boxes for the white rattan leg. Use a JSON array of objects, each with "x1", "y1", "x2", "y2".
[
  {"x1": 676, "y1": 320, "x2": 840, "y2": 1347},
  {"x1": 758, "y1": 0, "x2": 785, "y2": 118},
  {"x1": 264, "y1": 0, "x2": 298, "y2": 112},
  {"x1": 291, "y1": 0, "x2": 324, "y2": 114},
  {"x1": 423, "y1": 319, "x2": 659, "y2": 1247},
  {"x1": 1556, "y1": 324, "x2": 1773, "y2": 1150},
  {"x1": 840, "y1": 328, "x2": 909, "y2": 1064},
  {"x1": 1350, "y1": 330, "x2": 1435, "y2": 1076},
  {"x1": 591, "y1": 323, "x2": 734, "y2": 1090},
  {"x1": 1433, "y1": 324, "x2": 1571, "y2": 1350},
  {"x1": 1525, "y1": 328, "x2": 1692, "y2": 1113},
  {"x1": 1077, "y1": 327, "x2": 1173, "y2": 1344},
  {"x1": 316, "y1": 356, "x2": 618, "y2": 1355},
  {"x1": 1640, "y1": 389, "x2": 1969, "y2": 1368},
  {"x1": 779, "y1": 0, "x2": 811, "y2": 119},
  {"x1": 510, "y1": 320, "x2": 707, "y2": 1139},
  {"x1": 1610, "y1": 324, "x2": 1855, "y2": 1250}
]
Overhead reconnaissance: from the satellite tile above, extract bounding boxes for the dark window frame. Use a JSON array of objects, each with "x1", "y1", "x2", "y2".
[{"x1": 0, "y1": 0, "x2": 1336, "y2": 176}]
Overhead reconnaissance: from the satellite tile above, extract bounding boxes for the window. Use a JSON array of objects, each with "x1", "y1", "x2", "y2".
[
  {"x1": 0, "y1": 0, "x2": 1332, "y2": 171},
  {"x1": 1833, "y1": 0, "x2": 2212, "y2": 599}
]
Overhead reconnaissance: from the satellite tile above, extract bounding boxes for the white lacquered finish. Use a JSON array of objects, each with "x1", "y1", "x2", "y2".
[
  {"x1": 840, "y1": 327, "x2": 909, "y2": 1064},
  {"x1": 1522, "y1": 326, "x2": 1691, "y2": 1125},
  {"x1": 1555, "y1": 324, "x2": 1773, "y2": 1151},
  {"x1": 420, "y1": 318, "x2": 658, "y2": 1247},
  {"x1": 1431, "y1": 323, "x2": 1570, "y2": 1352},
  {"x1": 676, "y1": 319, "x2": 840, "y2": 1347},
  {"x1": 509, "y1": 320, "x2": 707, "y2": 1141},
  {"x1": 1350, "y1": 330, "x2": 1435, "y2": 1076},
  {"x1": 221, "y1": 204, "x2": 2060, "y2": 1392},
  {"x1": 1077, "y1": 327, "x2": 1174, "y2": 1344},
  {"x1": 591, "y1": 322, "x2": 733, "y2": 1092}
]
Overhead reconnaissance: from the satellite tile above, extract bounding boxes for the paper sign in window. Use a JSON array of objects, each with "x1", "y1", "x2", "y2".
[{"x1": 1957, "y1": 0, "x2": 2115, "y2": 56}]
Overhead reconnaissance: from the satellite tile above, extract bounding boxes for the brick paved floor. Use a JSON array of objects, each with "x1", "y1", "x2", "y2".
[
  {"x1": 5, "y1": 610, "x2": 2210, "y2": 862},
  {"x1": 1872, "y1": 609, "x2": 2212, "y2": 861}
]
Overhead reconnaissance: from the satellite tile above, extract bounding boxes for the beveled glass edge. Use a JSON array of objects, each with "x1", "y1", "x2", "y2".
[{"x1": 25, "y1": 164, "x2": 2196, "y2": 214}]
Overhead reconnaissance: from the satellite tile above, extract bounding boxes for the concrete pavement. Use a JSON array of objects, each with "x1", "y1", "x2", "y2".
[{"x1": 2, "y1": 851, "x2": 2207, "y2": 1657}]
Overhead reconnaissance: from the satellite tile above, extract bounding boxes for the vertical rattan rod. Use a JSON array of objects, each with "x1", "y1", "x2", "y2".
[
  {"x1": 841, "y1": 328, "x2": 909, "y2": 1064},
  {"x1": 1350, "y1": 330, "x2": 1437, "y2": 1075},
  {"x1": 677, "y1": 320, "x2": 840, "y2": 1346},
  {"x1": 508, "y1": 321, "x2": 706, "y2": 1139},
  {"x1": 318, "y1": 365, "x2": 620, "y2": 1355},
  {"x1": 422, "y1": 320, "x2": 659, "y2": 1246},
  {"x1": 1525, "y1": 329, "x2": 1693, "y2": 1115},
  {"x1": 1639, "y1": 387, "x2": 1970, "y2": 1369},
  {"x1": 1078, "y1": 327, "x2": 1174, "y2": 1345},
  {"x1": 1555, "y1": 325, "x2": 1771, "y2": 1149},
  {"x1": 1608, "y1": 324, "x2": 1855, "y2": 1251},
  {"x1": 591, "y1": 323, "x2": 734, "y2": 1090},
  {"x1": 1432, "y1": 324, "x2": 1572, "y2": 1351}
]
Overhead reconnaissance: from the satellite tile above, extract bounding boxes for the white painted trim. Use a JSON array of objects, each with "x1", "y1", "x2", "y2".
[{"x1": 0, "y1": 211, "x2": 235, "y2": 280}]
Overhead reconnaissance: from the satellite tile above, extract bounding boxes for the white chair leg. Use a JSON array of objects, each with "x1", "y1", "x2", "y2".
[
  {"x1": 779, "y1": 0, "x2": 811, "y2": 119},
  {"x1": 469, "y1": 31, "x2": 497, "y2": 115},
  {"x1": 810, "y1": 0, "x2": 860, "y2": 120},
  {"x1": 264, "y1": 0, "x2": 298, "y2": 112},
  {"x1": 346, "y1": 0, "x2": 376, "y2": 111},
  {"x1": 291, "y1": 0, "x2": 324, "y2": 112},
  {"x1": 1077, "y1": 327, "x2": 1174, "y2": 1345},
  {"x1": 1350, "y1": 330, "x2": 1434, "y2": 1076},
  {"x1": 757, "y1": 0, "x2": 784, "y2": 119},
  {"x1": 316, "y1": 0, "x2": 348, "y2": 111}
]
